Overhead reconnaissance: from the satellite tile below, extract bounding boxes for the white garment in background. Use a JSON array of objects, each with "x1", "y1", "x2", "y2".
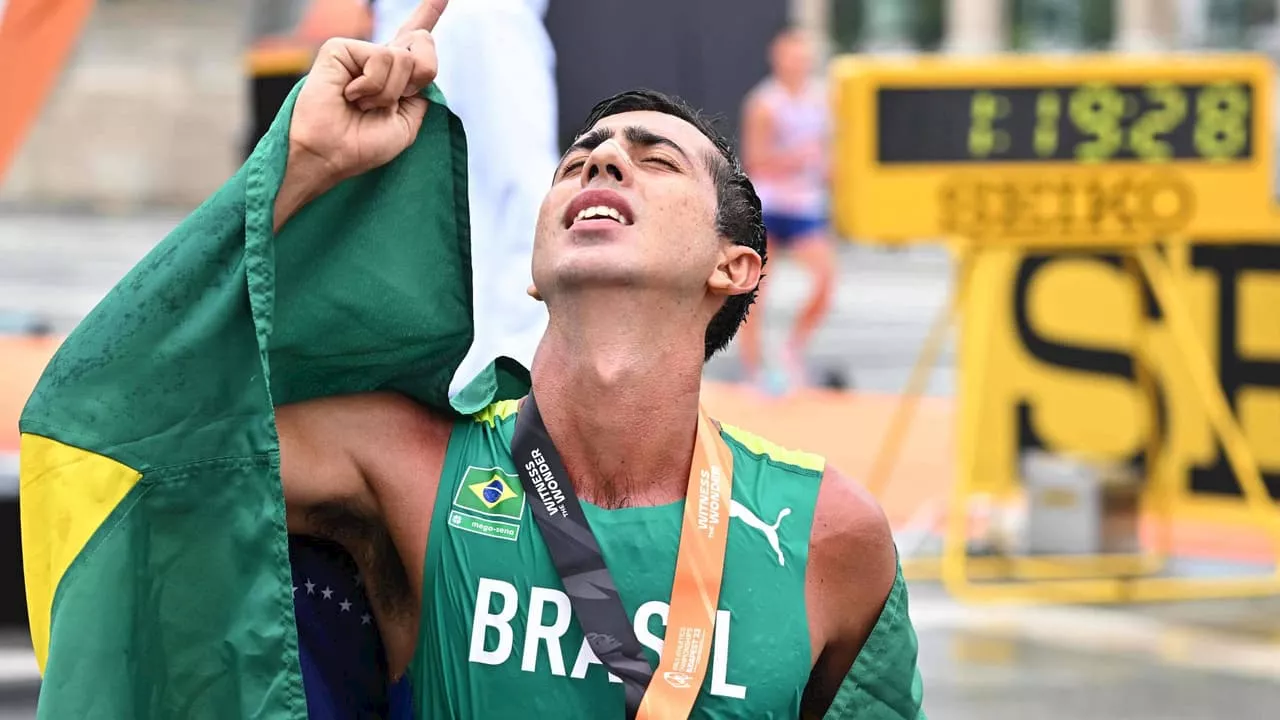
[{"x1": 373, "y1": 0, "x2": 557, "y2": 395}]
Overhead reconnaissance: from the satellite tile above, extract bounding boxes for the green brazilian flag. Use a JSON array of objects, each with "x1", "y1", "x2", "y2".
[{"x1": 18, "y1": 82, "x2": 529, "y2": 718}]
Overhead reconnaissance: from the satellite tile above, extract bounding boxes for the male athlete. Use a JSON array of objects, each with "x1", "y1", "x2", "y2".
[
  {"x1": 270, "y1": 1, "x2": 921, "y2": 716},
  {"x1": 737, "y1": 28, "x2": 838, "y2": 392}
]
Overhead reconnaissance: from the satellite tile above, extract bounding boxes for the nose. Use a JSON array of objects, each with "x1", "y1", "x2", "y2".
[{"x1": 581, "y1": 140, "x2": 631, "y2": 188}]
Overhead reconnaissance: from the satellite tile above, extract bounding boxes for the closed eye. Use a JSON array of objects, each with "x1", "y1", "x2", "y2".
[
  {"x1": 646, "y1": 157, "x2": 680, "y2": 171},
  {"x1": 560, "y1": 159, "x2": 587, "y2": 178}
]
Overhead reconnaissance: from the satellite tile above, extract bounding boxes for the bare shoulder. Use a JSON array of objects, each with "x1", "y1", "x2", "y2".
[
  {"x1": 320, "y1": 391, "x2": 454, "y2": 483},
  {"x1": 281, "y1": 389, "x2": 448, "y2": 420},
  {"x1": 278, "y1": 390, "x2": 453, "y2": 449},
  {"x1": 801, "y1": 470, "x2": 911, "y2": 720},
  {"x1": 808, "y1": 466, "x2": 898, "y2": 642},
  {"x1": 349, "y1": 391, "x2": 454, "y2": 444},
  {"x1": 275, "y1": 391, "x2": 455, "y2": 512}
]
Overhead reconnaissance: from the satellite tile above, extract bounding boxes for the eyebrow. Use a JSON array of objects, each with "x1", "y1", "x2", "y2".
[{"x1": 560, "y1": 125, "x2": 693, "y2": 166}]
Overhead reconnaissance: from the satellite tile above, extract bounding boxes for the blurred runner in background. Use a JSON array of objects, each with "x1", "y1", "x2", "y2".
[{"x1": 737, "y1": 27, "x2": 836, "y2": 394}]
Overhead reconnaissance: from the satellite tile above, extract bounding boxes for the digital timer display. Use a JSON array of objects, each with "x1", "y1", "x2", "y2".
[
  {"x1": 831, "y1": 54, "x2": 1276, "y2": 243},
  {"x1": 877, "y1": 82, "x2": 1255, "y2": 164}
]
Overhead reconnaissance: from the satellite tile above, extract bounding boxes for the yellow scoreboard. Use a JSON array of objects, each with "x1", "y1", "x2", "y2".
[{"x1": 830, "y1": 54, "x2": 1278, "y2": 246}]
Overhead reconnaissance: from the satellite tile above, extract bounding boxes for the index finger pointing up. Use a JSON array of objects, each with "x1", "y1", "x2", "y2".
[{"x1": 396, "y1": 0, "x2": 450, "y2": 35}]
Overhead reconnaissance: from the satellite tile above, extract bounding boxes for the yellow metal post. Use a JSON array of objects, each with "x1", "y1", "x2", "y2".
[
  {"x1": 941, "y1": 243, "x2": 984, "y2": 595},
  {"x1": 865, "y1": 243, "x2": 972, "y2": 498},
  {"x1": 1125, "y1": 254, "x2": 1172, "y2": 575},
  {"x1": 1134, "y1": 244, "x2": 1280, "y2": 571}
]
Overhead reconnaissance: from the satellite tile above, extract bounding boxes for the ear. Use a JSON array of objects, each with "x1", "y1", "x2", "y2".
[
  {"x1": 707, "y1": 245, "x2": 762, "y2": 298},
  {"x1": 527, "y1": 283, "x2": 544, "y2": 302}
]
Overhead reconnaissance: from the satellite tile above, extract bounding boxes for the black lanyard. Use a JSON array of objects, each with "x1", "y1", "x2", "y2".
[{"x1": 511, "y1": 392, "x2": 654, "y2": 719}]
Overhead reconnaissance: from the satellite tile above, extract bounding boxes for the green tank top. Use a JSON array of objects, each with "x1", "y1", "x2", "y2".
[{"x1": 408, "y1": 400, "x2": 924, "y2": 719}]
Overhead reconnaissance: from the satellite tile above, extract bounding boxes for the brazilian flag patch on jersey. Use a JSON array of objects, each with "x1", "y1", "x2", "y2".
[{"x1": 449, "y1": 466, "x2": 525, "y2": 542}]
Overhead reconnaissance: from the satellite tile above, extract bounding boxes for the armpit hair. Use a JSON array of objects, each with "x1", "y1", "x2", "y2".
[{"x1": 305, "y1": 501, "x2": 415, "y2": 617}]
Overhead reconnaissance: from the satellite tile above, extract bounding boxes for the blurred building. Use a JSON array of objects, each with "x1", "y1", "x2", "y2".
[
  {"x1": 813, "y1": 0, "x2": 1280, "y2": 55},
  {"x1": 6, "y1": 0, "x2": 1280, "y2": 210},
  {"x1": 546, "y1": 0, "x2": 788, "y2": 152},
  {"x1": 0, "y1": 0, "x2": 249, "y2": 210}
]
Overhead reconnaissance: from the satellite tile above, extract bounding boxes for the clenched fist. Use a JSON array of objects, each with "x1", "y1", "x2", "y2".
[
  {"x1": 291, "y1": 0, "x2": 448, "y2": 179},
  {"x1": 275, "y1": 0, "x2": 449, "y2": 230}
]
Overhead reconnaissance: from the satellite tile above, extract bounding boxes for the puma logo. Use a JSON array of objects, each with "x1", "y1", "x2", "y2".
[{"x1": 729, "y1": 500, "x2": 791, "y2": 567}]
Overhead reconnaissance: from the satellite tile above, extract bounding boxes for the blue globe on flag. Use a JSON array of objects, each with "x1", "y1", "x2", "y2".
[
  {"x1": 468, "y1": 473, "x2": 519, "y2": 510},
  {"x1": 482, "y1": 479, "x2": 506, "y2": 505}
]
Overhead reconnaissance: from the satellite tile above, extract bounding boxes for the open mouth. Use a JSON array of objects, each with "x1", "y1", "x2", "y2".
[
  {"x1": 564, "y1": 189, "x2": 635, "y2": 229},
  {"x1": 573, "y1": 205, "x2": 630, "y2": 225}
]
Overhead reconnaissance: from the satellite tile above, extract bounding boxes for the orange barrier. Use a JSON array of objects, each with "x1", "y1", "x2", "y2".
[
  {"x1": 0, "y1": 0, "x2": 96, "y2": 182},
  {"x1": 701, "y1": 383, "x2": 955, "y2": 529}
]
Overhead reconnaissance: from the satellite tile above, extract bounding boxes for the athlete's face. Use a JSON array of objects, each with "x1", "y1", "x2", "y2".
[{"x1": 530, "y1": 111, "x2": 750, "y2": 307}]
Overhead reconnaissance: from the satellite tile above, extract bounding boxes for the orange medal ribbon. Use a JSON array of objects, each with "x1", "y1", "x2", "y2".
[{"x1": 635, "y1": 409, "x2": 735, "y2": 720}]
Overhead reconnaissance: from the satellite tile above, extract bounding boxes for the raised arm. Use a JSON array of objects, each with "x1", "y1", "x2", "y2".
[
  {"x1": 275, "y1": 392, "x2": 453, "y2": 540},
  {"x1": 273, "y1": 0, "x2": 450, "y2": 231}
]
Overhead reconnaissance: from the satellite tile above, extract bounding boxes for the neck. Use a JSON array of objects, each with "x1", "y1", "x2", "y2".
[{"x1": 529, "y1": 288, "x2": 706, "y2": 508}]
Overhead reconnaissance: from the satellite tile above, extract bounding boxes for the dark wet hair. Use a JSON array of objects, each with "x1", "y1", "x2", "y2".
[{"x1": 575, "y1": 89, "x2": 767, "y2": 362}]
